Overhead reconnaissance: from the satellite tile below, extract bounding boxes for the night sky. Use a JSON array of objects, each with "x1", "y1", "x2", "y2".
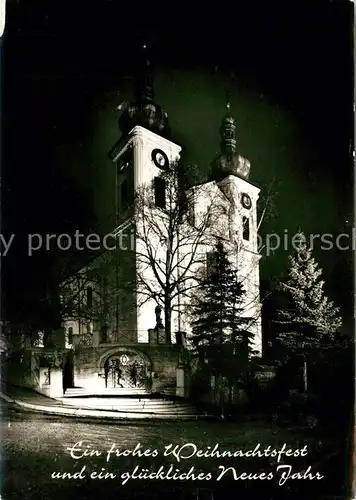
[{"x1": 2, "y1": 1, "x2": 354, "y2": 326}]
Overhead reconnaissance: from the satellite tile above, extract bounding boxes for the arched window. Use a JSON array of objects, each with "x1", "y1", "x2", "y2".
[{"x1": 67, "y1": 327, "x2": 73, "y2": 345}]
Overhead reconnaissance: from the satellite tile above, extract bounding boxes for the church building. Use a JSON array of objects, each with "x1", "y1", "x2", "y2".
[{"x1": 17, "y1": 48, "x2": 262, "y2": 400}]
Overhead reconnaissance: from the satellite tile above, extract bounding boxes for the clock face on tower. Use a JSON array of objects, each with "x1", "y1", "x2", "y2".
[
  {"x1": 151, "y1": 148, "x2": 169, "y2": 170},
  {"x1": 241, "y1": 193, "x2": 252, "y2": 209}
]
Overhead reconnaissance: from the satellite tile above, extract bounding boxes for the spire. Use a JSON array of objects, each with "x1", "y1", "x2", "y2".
[
  {"x1": 118, "y1": 43, "x2": 170, "y2": 138},
  {"x1": 220, "y1": 100, "x2": 236, "y2": 155},
  {"x1": 134, "y1": 43, "x2": 154, "y2": 103},
  {"x1": 211, "y1": 94, "x2": 251, "y2": 181}
]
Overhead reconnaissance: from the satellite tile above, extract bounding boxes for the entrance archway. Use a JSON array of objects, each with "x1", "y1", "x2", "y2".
[{"x1": 103, "y1": 350, "x2": 152, "y2": 390}]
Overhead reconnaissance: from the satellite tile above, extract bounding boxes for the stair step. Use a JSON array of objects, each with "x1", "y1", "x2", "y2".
[
  {"x1": 56, "y1": 394, "x2": 207, "y2": 416},
  {"x1": 64, "y1": 389, "x2": 151, "y2": 397},
  {"x1": 64, "y1": 389, "x2": 150, "y2": 392},
  {"x1": 59, "y1": 399, "x2": 198, "y2": 409},
  {"x1": 62, "y1": 396, "x2": 186, "y2": 406}
]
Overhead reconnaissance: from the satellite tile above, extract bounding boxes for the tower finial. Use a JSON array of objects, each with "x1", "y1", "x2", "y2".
[
  {"x1": 220, "y1": 95, "x2": 236, "y2": 155},
  {"x1": 211, "y1": 92, "x2": 251, "y2": 181},
  {"x1": 225, "y1": 89, "x2": 231, "y2": 112},
  {"x1": 135, "y1": 42, "x2": 154, "y2": 102},
  {"x1": 225, "y1": 90, "x2": 231, "y2": 112},
  {"x1": 118, "y1": 42, "x2": 170, "y2": 138}
]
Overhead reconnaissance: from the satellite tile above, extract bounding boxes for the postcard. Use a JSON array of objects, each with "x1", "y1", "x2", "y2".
[{"x1": 1, "y1": 2, "x2": 354, "y2": 499}]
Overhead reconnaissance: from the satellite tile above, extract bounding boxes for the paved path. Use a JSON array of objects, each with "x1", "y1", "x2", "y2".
[
  {"x1": 0, "y1": 397, "x2": 343, "y2": 500},
  {"x1": 0, "y1": 385, "x2": 213, "y2": 421}
]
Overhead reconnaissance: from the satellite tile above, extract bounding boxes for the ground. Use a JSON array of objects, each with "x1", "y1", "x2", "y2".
[{"x1": 0, "y1": 399, "x2": 349, "y2": 499}]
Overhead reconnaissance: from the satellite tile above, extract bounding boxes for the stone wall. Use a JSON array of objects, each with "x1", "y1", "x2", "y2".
[
  {"x1": 4, "y1": 350, "x2": 33, "y2": 388},
  {"x1": 73, "y1": 343, "x2": 188, "y2": 396},
  {"x1": 37, "y1": 367, "x2": 63, "y2": 398},
  {"x1": 4, "y1": 349, "x2": 65, "y2": 399}
]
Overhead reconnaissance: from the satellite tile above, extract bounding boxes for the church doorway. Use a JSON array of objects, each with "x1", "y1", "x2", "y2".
[{"x1": 103, "y1": 351, "x2": 151, "y2": 390}]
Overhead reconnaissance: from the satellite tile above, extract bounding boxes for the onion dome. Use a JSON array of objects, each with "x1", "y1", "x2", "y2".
[
  {"x1": 118, "y1": 45, "x2": 170, "y2": 139},
  {"x1": 211, "y1": 102, "x2": 250, "y2": 181}
]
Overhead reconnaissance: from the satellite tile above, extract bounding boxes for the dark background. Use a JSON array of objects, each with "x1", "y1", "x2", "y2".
[{"x1": 2, "y1": 1, "x2": 354, "y2": 330}]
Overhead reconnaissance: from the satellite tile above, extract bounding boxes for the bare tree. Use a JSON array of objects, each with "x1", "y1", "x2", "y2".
[
  {"x1": 133, "y1": 162, "x2": 230, "y2": 342},
  {"x1": 58, "y1": 165, "x2": 278, "y2": 348},
  {"x1": 133, "y1": 161, "x2": 280, "y2": 344}
]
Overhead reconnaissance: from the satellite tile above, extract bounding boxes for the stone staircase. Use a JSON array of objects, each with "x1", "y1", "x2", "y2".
[
  {"x1": 59, "y1": 388, "x2": 213, "y2": 419},
  {"x1": 64, "y1": 387, "x2": 150, "y2": 397}
]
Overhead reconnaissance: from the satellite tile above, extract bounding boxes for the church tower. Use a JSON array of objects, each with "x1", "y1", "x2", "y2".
[
  {"x1": 212, "y1": 103, "x2": 262, "y2": 354},
  {"x1": 180, "y1": 103, "x2": 262, "y2": 354},
  {"x1": 108, "y1": 46, "x2": 182, "y2": 343}
]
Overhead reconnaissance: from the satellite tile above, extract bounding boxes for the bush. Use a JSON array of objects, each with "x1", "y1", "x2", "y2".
[
  {"x1": 189, "y1": 367, "x2": 211, "y2": 401},
  {"x1": 273, "y1": 390, "x2": 318, "y2": 427}
]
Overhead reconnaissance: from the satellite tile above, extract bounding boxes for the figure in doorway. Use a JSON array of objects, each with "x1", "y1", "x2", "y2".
[
  {"x1": 147, "y1": 371, "x2": 154, "y2": 392},
  {"x1": 130, "y1": 363, "x2": 137, "y2": 387},
  {"x1": 116, "y1": 366, "x2": 123, "y2": 388}
]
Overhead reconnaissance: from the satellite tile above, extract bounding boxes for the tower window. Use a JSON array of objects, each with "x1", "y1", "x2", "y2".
[
  {"x1": 121, "y1": 179, "x2": 128, "y2": 207},
  {"x1": 67, "y1": 327, "x2": 73, "y2": 345},
  {"x1": 206, "y1": 251, "x2": 215, "y2": 276},
  {"x1": 154, "y1": 177, "x2": 166, "y2": 208},
  {"x1": 100, "y1": 324, "x2": 108, "y2": 344},
  {"x1": 120, "y1": 178, "x2": 134, "y2": 211},
  {"x1": 243, "y1": 216, "x2": 250, "y2": 241},
  {"x1": 87, "y1": 286, "x2": 93, "y2": 309}
]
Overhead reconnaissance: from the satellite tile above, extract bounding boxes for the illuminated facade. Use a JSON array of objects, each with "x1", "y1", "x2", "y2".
[{"x1": 57, "y1": 49, "x2": 262, "y2": 397}]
